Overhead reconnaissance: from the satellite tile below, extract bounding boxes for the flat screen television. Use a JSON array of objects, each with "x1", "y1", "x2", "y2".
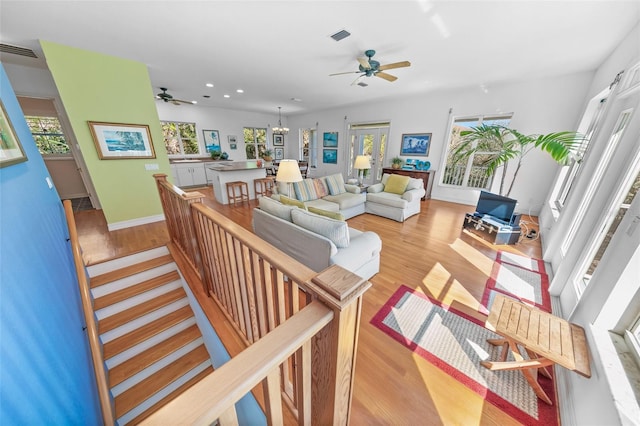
[{"x1": 475, "y1": 191, "x2": 518, "y2": 223}]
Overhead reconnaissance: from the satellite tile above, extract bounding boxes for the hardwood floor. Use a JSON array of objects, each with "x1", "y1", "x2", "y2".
[{"x1": 74, "y1": 189, "x2": 548, "y2": 425}]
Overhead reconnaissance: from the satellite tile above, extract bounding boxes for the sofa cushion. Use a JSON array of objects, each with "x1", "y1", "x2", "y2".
[
  {"x1": 407, "y1": 177, "x2": 423, "y2": 190},
  {"x1": 280, "y1": 195, "x2": 306, "y2": 209},
  {"x1": 304, "y1": 198, "x2": 340, "y2": 212},
  {"x1": 259, "y1": 196, "x2": 296, "y2": 221},
  {"x1": 291, "y1": 208, "x2": 350, "y2": 248},
  {"x1": 384, "y1": 174, "x2": 410, "y2": 195},
  {"x1": 325, "y1": 173, "x2": 346, "y2": 195},
  {"x1": 322, "y1": 192, "x2": 366, "y2": 210},
  {"x1": 293, "y1": 179, "x2": 318, "y2": 202},
  {"x1": 366, "y1": 191, "x2": 409, "y2": 209},
  {"x1": 312, "y1": 178, "x2": 329, "y2": 198},
  {"x1": 308, "y1": 206, "x2": 345, "y2": 221}
]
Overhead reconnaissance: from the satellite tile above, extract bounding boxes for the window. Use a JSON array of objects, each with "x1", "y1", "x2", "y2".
[
  {"x1": 25, "y1": 116, "x2": 70, "y2": 155},
  {"x1": 243, "y1": 127, "x2": 267, "y2": 159},
  {"x1": 161, "y1": 121, "x2": 200, "y2": 156},
  {"x1": 442, "y1": 114, "x2": 512, "y2": 189}
]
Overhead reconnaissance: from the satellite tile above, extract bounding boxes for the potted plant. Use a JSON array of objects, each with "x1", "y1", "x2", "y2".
[
  {"x1": 452, "y1": 124, "x2": 583, "y2": 196},
  {"x1": 262, "y1": 149, "x2": 273, "y2": 162},
  {"x1": 210, "y1": 150, "x2": 222, "y2": 160},
  {"x1": 391, "y1": 156, "x2": 403, "y2": 169}
]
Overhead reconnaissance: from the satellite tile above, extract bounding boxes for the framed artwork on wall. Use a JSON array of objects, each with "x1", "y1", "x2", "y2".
[
  {"x1": 400, "y1": 133, "x2": 431, "y2": 156},
  {"x1": 323, "y1": 149, "x2": 338, "y2": 164},
  {"x1": 203, "y1": 129, "x2": 221, "y2": 152},
  {"x1": 323, "y1": 132, "x2": 338, "y2": 147},
  {"x1": 0, "y1": 100, "x2": 28, "y2": 168},
  {"x1": 274, "y1": 147, "x2": 284, "y2": 160},
  {"x1": 88, "y1": 121, "x2": 156, "y2": 159},
  {"x1": 273, "y1": 134, "x2": 284, "y2": 146}
]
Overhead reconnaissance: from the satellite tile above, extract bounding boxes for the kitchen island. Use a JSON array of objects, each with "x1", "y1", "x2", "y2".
[{"x1": 207, "y1": 161, "x2": 267, "y2": 204}]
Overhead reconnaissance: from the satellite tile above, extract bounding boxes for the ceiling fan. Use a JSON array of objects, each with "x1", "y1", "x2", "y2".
[
  {"x1": 155, "y1": 87, "x2": 193, "y2": 105},
  {"x1": 330, "y1": 49, "x2": 411, "y2": 85}
]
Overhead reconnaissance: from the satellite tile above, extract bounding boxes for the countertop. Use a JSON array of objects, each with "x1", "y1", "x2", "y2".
[
  {"x1": 207, "y1": 161, "x2": 265, "y2": 171},
  {"x1": 169, "y1": 158, "x2": 232, "y2": 164}
]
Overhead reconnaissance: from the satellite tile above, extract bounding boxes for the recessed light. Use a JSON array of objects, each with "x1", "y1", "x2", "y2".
[
  {"x1": 236, "y1": 89, "x2": 244, "y2": 93},
  {"x1": 205, "y1": 83, "x2": 214, "y2": 88},
  {"x1": 224, "y1": 94, "x2": 230, "y2": 98},
  {"x1": 191, "y1": 100, "x2": 198, "y2": 104}
]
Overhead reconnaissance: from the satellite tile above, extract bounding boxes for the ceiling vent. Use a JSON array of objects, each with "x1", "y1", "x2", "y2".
[
  {"x1": 330, "y1": 30, "x2": 351, "y2": 42},
  {"x1": 357, "y1": 82, "x2": 368, "y2": 87},
  {"x1": 0, "y1": 43, "x2": 38, "y2": 58}
]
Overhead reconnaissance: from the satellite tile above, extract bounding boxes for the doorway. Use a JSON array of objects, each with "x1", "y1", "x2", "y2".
[{"x1": 348, "y1": 122, "x2": 389, "y2": 185}]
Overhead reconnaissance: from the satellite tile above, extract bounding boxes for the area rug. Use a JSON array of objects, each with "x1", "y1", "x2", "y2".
[
  {"x1": 481, "y1": 252, "x2": 551, "y2": 313},
  {"x1": 371, "y1": 285, "x2": 557, "y2": 426}
]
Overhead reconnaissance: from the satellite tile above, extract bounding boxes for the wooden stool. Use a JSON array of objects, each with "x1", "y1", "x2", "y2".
[
  {"x1": 226, "y1": 181, "x2": 249, "y2": 205},
  {"x1": 254, "y1": 177, "x2": 275, "y2": 198}
]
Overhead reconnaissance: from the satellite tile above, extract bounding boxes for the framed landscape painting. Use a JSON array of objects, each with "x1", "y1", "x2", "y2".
[
  {"x1": 323, "y1": 132, "x2": 338, "y2": 147},
  {"x1": 88, "y1": 121, "x2": 155, "y2": 159},
  {"x1": 203, "y1": 129, "x2": 221, "y2": 152},
  {"x1": 400, "y1": 133, "x2": 431, "y2": 156},
  {"x1": 0, "y1": 100, "x2": 28, "y2": 168},
  {"x1": 323, "y1": 149, "x2": 338, "y2": 164}
]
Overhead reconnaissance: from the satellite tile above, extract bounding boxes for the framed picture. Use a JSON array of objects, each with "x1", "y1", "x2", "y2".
[
  {"x1": 0, "y1": 100, "x2": 28, "y2": 168},
  {"x1": 323, "y1": 132, "x2": 338, "y2": 147},
  {"x1": 273, "y1": 134, "x2": 284, "y2": 146},
  {"x1": 274, "y1": 147, "x2": 284, "y2": 160},
  {"x1": 400, "y1": 133, "x2": 431, "y2": 156},
  {"x1": 228, "y1": 135, "x2": 237, "y2": 144},
  {"x1": 323, "y1": 149, "x2": 338, "y2": 164},
  {"x1": 88, "y1": 121, "x2": 155, "y2": 159},
  {"x1": 229, "y1": 143, "x2": 237, "y2": 150},
  {"x1": 203, "y1": 129, "x2": 221, "y2": 153}
]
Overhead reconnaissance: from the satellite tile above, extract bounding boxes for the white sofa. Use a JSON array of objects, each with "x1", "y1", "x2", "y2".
[
  {"x1": 252, "y1": 197, "x2": 381, "y2": 280},
  {"x1": 273, "y1": 173, "x2": 366, "y2": 219},
  {"x1": 365, "y1": 173, "x2": 426, "y2": 222}
]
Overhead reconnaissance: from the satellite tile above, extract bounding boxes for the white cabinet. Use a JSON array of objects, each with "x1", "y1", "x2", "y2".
[{"x1": 170, "y1": 163, "x2": 207, "y2": 187}]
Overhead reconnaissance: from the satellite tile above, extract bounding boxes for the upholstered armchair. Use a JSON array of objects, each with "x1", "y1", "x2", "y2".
[{"x1": 365, "y1": 173, "x2": 426, "y2": 222}]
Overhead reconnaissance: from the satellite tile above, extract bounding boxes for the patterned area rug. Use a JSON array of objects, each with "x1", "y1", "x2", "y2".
[
  {"x1": 371, "y1": 285, "x2": 558, "y2": 426},
  {"x1": 481, "y1": 252, "x2": 551, "y2": 313}
]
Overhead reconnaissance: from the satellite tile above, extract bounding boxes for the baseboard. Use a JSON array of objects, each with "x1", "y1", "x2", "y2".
[{"x1": 107, "y1": 214, "x2": 165, "y2": 231}]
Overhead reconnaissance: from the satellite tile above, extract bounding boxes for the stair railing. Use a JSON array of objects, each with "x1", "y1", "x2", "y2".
[
  {"x1": 153, "y1": 174, "x2": 371, "y2": 425},
  {"x1": 63, "y1": 200, "x2": 114, "y2": 425}
]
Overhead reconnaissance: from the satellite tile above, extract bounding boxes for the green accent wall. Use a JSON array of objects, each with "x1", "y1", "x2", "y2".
[{"x1": 41, "y1": 40, "x2": 171, "y2": 225}]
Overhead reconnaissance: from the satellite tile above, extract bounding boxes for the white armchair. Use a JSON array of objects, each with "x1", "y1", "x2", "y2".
[{"x1": 365, "y1": 173, "x2": 426, "y2": 222}]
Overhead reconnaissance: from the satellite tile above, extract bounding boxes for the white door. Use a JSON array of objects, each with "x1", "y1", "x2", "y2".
[{"x1": 349, "y1": 126, "x2": 389, "y2": 185}]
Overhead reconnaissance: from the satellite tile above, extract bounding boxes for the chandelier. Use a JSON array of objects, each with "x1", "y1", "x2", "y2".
[{"x1": 272, "y1": 107, "x2": 289, "y2": 135}]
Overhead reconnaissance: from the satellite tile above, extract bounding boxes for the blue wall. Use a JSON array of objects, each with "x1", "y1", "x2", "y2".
[{"x1": 0, "y1": 63, "x2": 101, "y2": 424}]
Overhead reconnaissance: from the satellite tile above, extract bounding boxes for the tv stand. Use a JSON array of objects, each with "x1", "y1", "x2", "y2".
[{"x1": 462, "y1": 213, "x2": 521, "y2": 245}]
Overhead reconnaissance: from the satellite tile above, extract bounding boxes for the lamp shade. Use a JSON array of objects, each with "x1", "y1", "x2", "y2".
[
  {"x1": 354, "y1": 155, "x2": 371, "y2": 170},
  {"x1": 276, "y1": 159, "x2": 303, "y2": 183}
]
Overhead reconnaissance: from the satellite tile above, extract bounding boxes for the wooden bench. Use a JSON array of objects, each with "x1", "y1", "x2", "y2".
[{"x1": 481, "y1": 294, "x2": 591, "y2": 405}]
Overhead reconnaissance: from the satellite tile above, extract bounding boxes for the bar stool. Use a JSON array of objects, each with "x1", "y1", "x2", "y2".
[
  {"x1": 254, "y1": 177, "x2": 275, "y2": 198},
  {"x1": 226, "y1": 181, "x2": 249, "y2": 205}
]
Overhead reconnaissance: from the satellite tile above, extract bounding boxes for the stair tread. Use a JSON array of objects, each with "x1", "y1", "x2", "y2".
[
  {"x1": 90, "y1": 254, "x2": 174, "y2": 288},
  {"x1": 115, "y1": 344, "x2": 211, "y2": 418},
  {"x1": 93, "y1": 270, "x2": 181, "y2": 311},
  {"x1": 103, "y1": 306, "x2": 194, "y2": 359},
  {"x1": 99, "y1": 287, "x2": 186, "y2": 334},
  {"x1": 127, "y1": 365, "x2": 214, "y2": 426},
  {"x1": 109, "y1": 324, "x2": 202, "y2": 387}
]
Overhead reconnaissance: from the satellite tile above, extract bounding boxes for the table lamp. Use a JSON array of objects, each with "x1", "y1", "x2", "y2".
[
  {"x1": 275, "y1": 159, "x2": 303, "y2": 198},
  {"x1": 354, "y1": 155, "x2": 371, "y2": 186}
]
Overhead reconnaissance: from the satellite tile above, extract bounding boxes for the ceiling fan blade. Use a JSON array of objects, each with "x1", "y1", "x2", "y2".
[
  {"x1": 378, "y1": 61, "x2": 411, "y2": 71},
  {"x1": 351, "y1": 75, "x2": 365, "y2": 86},
  {"x1": 357, "y1": 57, "x2": 371, "y2": 70},
  {"x1": 329, "y1": 71, "x2": 361, "y2": 76},
  {"x1": 376, "y1": 72, "x2": 398, "y2": 82}
]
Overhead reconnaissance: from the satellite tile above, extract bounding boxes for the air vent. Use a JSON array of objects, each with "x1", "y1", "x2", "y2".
[
  {"x1": 0, "y1": 43, "x2": 37, "y2": 58},
  {"x1": 330, "y1": 30, "x2": 351, "y2": 42},
  {"x1": 357, "y1": 82, "x2": 368, "y2": 87}
]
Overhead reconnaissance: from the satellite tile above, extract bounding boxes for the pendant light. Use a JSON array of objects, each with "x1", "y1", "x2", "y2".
[{"x1": 272, "y1": 107, "x2": 289, "y2": 135}]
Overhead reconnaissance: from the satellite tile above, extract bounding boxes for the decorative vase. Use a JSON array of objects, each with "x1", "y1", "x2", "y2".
[{"x1": 392, "y1": 163, "x2": 401, "y2": 169}]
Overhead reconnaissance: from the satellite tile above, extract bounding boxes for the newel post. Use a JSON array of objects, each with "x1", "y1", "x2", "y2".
[{"x1": 307, "y1": 265, "x2": 371, "y2": 426}]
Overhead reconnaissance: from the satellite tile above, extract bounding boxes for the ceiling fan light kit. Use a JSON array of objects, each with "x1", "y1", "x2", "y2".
[
  {"x1": 330, "y1": 49, "x2": 411, "y2": 85},
  {"x1": 272, "y1": 107, "x2": 289, "y2": 135},
  {"x1": 155, "y1": 87, "x2": 194, "y2": 105}
]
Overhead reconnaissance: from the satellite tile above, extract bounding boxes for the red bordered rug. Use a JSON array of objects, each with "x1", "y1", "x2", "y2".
[{"x1": 371, "y1": 285, "x2": 558, "y2": 426}]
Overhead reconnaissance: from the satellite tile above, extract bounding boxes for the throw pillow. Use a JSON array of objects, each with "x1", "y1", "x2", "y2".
[
  {"x1": 325, "y1": 173, "x2": 346, "y2": 195},
  {"x1": 291, "y1": 209, "x2": 350, "y2": 248},
  {"x1": 308, "y1": 206, "x2": 345, "y2": 221},
  {"x1": 406, "y1": 177, "x2": 423, "y2": 190},
  {"x1": 384, "y1": 174, "x2": 410, "y2": 195},
  {"x1": 280, "y1": 195, "x2": 306, "y2": 209},
  {"x1": 293, "y1": 179, "x2": 318, "y2": 202},
  {"x1": 312, "y1": 178, "x2": 329, "y2": 198},
  {"x1": 258, "y1": 196, "x2": 296, "y2": 221}
]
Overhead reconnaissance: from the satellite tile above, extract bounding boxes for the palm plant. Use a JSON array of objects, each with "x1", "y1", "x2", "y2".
[{"x1": 452, "y1": 124, "x2": 583, "y2": 196}]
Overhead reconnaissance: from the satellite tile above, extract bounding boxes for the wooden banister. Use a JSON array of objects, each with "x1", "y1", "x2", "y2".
[
  {"x1": 140, "y1": 301, "x2": 334, "y2": 425},
  {"x1": 63, "y1": 200, "x2": 114, "y2": 425}
]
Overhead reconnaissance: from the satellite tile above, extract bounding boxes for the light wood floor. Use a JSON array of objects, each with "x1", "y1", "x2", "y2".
[{"x1": 74, "y1": 189, "x2": 548, "y2": 425}]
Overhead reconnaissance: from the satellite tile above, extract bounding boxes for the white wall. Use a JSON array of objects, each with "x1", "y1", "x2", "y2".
[{"x1": 288, "y1": 72, "x2": 592, "y2": 213}]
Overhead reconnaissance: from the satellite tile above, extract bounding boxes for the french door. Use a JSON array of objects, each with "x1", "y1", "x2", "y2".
[{"x1": 349, "y1": 124, "x2": 389, "y2": 185}]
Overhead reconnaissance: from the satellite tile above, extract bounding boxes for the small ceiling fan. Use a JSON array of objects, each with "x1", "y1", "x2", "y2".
[
  {"x1": 155, "y1": 87, "x2": 193, "y2": 105},
  {"x1": 330, "y1": 49, "x2": 411, "y2": 85}
]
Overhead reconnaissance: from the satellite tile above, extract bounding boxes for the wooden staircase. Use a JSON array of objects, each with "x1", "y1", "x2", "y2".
[{"x1": 88, "y1": 246, "x2": 213, "y2": 425}]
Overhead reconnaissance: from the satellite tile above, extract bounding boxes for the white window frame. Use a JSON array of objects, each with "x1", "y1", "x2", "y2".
[
  {"x1": 243, "y1": 127, "x2": 267, "y2": 160},
  {"x1": 24, "y1": 115, "x2": 71, "y2": 156},
  {"x1": 161, "y1": 121, "x2": 201, "y2": 157}
]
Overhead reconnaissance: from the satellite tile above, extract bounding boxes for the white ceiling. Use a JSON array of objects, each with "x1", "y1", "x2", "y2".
[{"x1": 1, "y1": 1, "x2": 639, "y2": 116}]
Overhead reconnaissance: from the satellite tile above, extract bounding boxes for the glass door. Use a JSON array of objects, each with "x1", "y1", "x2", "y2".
[{"x1": 349, "y1": 126, "x2": 388, "y2": 185}]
